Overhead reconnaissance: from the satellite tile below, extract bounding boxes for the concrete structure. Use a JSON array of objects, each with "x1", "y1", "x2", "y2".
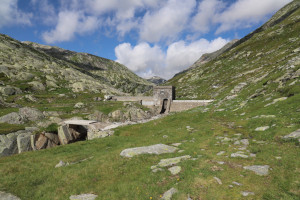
[{"x1": 112, "y1": 86, "x2": 213, "y2": 113}]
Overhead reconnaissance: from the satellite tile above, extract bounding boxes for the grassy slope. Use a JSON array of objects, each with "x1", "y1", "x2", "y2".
[{"x1": 0, "y1": 1, "x2": 300, "y2": 200}]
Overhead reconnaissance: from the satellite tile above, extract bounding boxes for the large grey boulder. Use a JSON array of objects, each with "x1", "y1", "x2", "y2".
[
  {"x1": 17, "y1": 132, "x2": 33, "y2": 153},
  {"x1": 120, "y1": 144, "x2": 178, "y2": 158},
  {"x1": 0, "y1": 86, "x2": 21, "y2": 96},
  {"x1": 161, "y1": 188, "x2": 178, "y2": 200},
  {"x1": 0, "y1": 191, "x2": 21, "y2": 200},
  {"x1": 28, "y1": 81, "x2": 45, "y2": 91},
  {"x1": 58, "y1": 125, "x2": 74, "y2": 145},
  {"x1": 19, "y1": 107, "x2": 44, "y2": 122},
  {"x1": 282, "y1": 129, "x2": 300, "y2": 140},
  {"x1": 0, "y1": 132, "x2": 19, "y2": 157},
  {"x1": 243, "y1": 165, "x2": 270, "y2": 176},
  {"x1": 0, "y1": 112, "x2": 25, "y2": 124}
]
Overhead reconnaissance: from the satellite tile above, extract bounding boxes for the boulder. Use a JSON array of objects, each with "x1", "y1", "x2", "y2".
[
  {"x1": 74, "y1": 102, "x2": 85, "y2": 108},
  {"x1": 87, "y1": 128, "x2": 114, "y2": 140},
  {"x1": 156, "y1": 155, "x2": 191, "y2": 167},
  {"x1": 0, "y1": 112, "x2": 25, "y2": 124},
  {"x1": 168, "y1": 166, "x2": 181, "y2": 175},
  {"x1": 15, "y1": 72, "x2": 34, "y2": 81},
  {"x1": 161, "y1": 188, "x2": 177, "y2": 200},
  {"x1": 0, "y1": 132, "x2": 19, "y2": 157},
  {"x1": 255, "y1": 126, "x2": 269, "y2": 131},
  {"x1": 58, "y1": 125, "x2": 74, "y2": 145},
  {"x1": 0, "y1": 86, "x2": 21, "y2": 96},
  {"x1": 87, "y1": 110, "x2": 106, "y2": 122},
  {"x1": 28, "y1": 81, "x2": 45, "y2": 91},
  {"x1": 19, "y1": 107, "x2": 44, "y2": 122},
  {"x1": 110, "y1": 110, "x2": 123, "y2": 121},
  {"x1": 120, "y1": 144, "x2": 178, "y2": 158},
  {"x1": 17, "y1": 132, "x2": 32, "y2": 153},
  {"x1": 243, "y1": 165, "x2": 270, "y2": 176},
  {"x1": 282, "y1": 129, "x2": 300, "y2": 140},
  {"x1": 34, "y1": 134, "x2": 48, "y2": 150},
  {"x1": 0, "y1": 191, "x2": 21, "y2": 200}
]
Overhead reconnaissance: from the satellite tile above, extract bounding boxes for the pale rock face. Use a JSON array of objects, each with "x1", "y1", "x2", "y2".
[
  {"x1": 17, "y1": 132, "x2": 32, "y2": 153},
  {"x1": 28, "y1": 81, "x2": 45, "y2": 91},
  {"x1": 282, "y1": 129, "x2": 300, "y2": 140},
  {"x1": 161, "y1": 188, "x2": 178, "y2": 200},
  {"x1": 120, "y1": 144, "x2": 178, "y2": 158},
  {"x1": 255, "y1": 126, "x2": 270, "y2": 131},
  {"x1": 0, "y1": 191, "x2": 21, "y2": 200},
  {"x1": 243, "y1": 165, "x2": 270, "y2": 176}
]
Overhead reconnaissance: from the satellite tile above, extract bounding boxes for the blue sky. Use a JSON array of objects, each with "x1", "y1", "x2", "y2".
[{"x1": 0, "y1": 0, "x2": 292, "y2": 79}]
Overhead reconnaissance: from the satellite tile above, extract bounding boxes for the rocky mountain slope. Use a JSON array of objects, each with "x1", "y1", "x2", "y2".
[
  {"x1": 167, "y1": 0, "x2": 300, "y2": 102},
  {"x1": 0, "y1": 34, "x2": 153, "y2": 97},
  {"x1": 146, "y1": 76, "x2": 167, "y2": 85},
  {"x1": 173, "y1": 39, "x2": 239, "y2": 77},
  {"x1": 0, "y1": 1, "x2": 299, "y2": 200}
]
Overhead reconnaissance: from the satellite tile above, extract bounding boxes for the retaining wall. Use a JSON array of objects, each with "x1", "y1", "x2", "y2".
[
  {"x1": 169, "y1": 100, "x2": 213, "y2": 112},
  {"x1": 112, "y1": 96, "x2": 153, "y2": 102}
]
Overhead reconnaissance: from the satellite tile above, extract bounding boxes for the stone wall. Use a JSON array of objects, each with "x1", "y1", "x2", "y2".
[
  {"x1": 112, "y1": 96, "x2": 153, "y2": 102},
  {"x1": 153, "y1": 86, "x2": 175, "y2": 106},
  {"x1": 169, "y1": 100, "x2": 213, "y2": 112}
]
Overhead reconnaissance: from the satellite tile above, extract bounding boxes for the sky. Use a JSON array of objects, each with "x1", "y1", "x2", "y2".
[{"x1": 0, "y1": 0, "x2": 292, "y2": 79}]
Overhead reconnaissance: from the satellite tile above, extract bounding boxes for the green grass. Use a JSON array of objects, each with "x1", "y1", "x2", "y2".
[
  {"x1": 0, "y1": 123, "x2": 25, "y2": 135},
  {"x1": 0, "y1": 98, "x2": 299, "y2": 199}
]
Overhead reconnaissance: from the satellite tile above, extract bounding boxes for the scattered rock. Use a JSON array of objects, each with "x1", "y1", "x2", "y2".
[
  {"x1": 0, "y1": 112, "x2": 25, "y2": 124},
  {"x1": 163, "y1": 135, "x2": 168, "y2": 138},
  {"x1": 217, "y1": 151, "x2": 225, "y2": 156},
  {"x1": 243, "y1": 165, "x2": 269, "y2": 176},
  {"x1": 28, "y1": 81, "x2": 45, "y2": 91},
  {"x1": 19, "y1": 107, "x2": 44, "y2": 122},
  {"x1": 171, "y1": 143, "x2": 181, "y2": 147},
  {"x1": 231, "y1": 152, "x2": 249, "y2": 158},
  {"x1": 155, "y1": 155, "x2": 191, "y2": 167},
  {"x1": 74, "y1": 102, "x2": 85, "y2": 108},
  {"x1": 0, "y1": 191, "x2": 21, "y2": 200},
  {"x1": 255, "y1": 126, "x2": 270, "y2": 131},
  {"x1": 168, "y1": 166, "x2": 181, "y2": 175},
  {"x1": 69, "y1": 194, "x2": 98, "y2": 200},
  {"x1": 232, "y1": 181, "x2": 242, "y2": 186},
  {"x1": 0, "y1": 130, "x2": 29, "y2": 157},
  {"x1": 17, "y1": 132, "x2": 32, "y2": 153},
  {"x1": 0, "y1": 86, "x2": 21, "y2": 96},
  {"x1": 282, "y1": 129, "x2": 300, "y2": 140},
  {"x1": 161, "y1": 188, "x2": 177, "y2": 200},
  {"x1": 87, "y1": 127, "x2": 114, "y2": 140},
  {"x1": 213, "y1": 177, "x2": 222, "y2": 185},
  {"x1": 55, "y1": 160, "x2": 69, "y2": 168},
  {"x1": 120, "y1": 144, "x2": 178, "y2": 158},
  {"x1": 241, "y1": 191, "x2": 255, "y2": 197},
  {"x1": 240, "y1": 139, "x2": 249, "y2": 146},
  {"x1": 58, "y1": 125, "x2": 74, "y2": 145}
]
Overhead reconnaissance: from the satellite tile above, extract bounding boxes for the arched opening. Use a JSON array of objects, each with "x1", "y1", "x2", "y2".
[{"x1": 160, "y1": 99, "x2": 168, "y2": 114}]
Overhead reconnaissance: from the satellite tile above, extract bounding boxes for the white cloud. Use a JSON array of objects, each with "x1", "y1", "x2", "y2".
[
  {"x1": 42, "y1": 11, "x2": 100, "y2": 43},
  {"x1": 115, "y1": 37, "x2": 228, "y2": 79},
  {"x1": 140, "y1": 0, "x2": 196, "y2": 43},
  {"x1": 215, "y1": 0, "x2": 292, "y2": 34},
  {"x1": 115, "y1": 42, "x2": 165, "y2": 77},
  {"x1": 31, "y1": 0, "x2": 57, "y2": 25},
  {"x1": 0, "y1": 0, "x2": 32, "y2": 28},
  {"x1": 191, "y1": 0, "x2": 225, "y2": 34}
]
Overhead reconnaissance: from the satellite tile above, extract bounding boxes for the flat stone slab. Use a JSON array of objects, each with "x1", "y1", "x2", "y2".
[
  {"x1": 120, "y1": 144, "x2": 178, "y2": 158},
  {"x1": 255, "y1": 126, "x2": 270, "y2": 131},
  {"x1": 69, "y1": 194, "x2": 98, "y2": 200},
  {"x1": 168, "y1": 166, "x2": 181, "y2": 175},
  {"x1": 0, "y1": 191, "x2": 21, "y2": 200},
  {"x1": 63, "y1": 120, "x2": 97, "y2": 126},
  {"x1": 282, "y1": 129, "x2": 300, "y2": 140},
  {"x1": 231, "y1": 152, "x2": 249, "y2": 158},
  {"x1": 161, "y1": 188, "x2": 178, "y2": 200},
  {"x1": 157, "y1": 155, "x2": 191, "y2": 167},
  {"x1": 243, "y1": 165, "x2": 269, "y2": 176}
]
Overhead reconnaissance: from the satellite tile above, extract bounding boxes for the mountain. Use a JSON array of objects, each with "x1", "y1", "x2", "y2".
[
  {"x1": 0, "y1": 1, "x2": 299, "y2": 200},
  {"x1": 0, "y1": 34, "x2": 153, "y2": 97},
  {"x1": 167, "y1": 0, "x2": 300, "y2": 101},
  {"x1": 146, "y1": 76, "x2": 167, "y2": 85},
  {"x1": 173, "y1": 39, "x2": 239, "y2": 78}
]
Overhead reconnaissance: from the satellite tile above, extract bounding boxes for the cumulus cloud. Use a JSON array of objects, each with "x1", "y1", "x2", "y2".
[
  {"x1": 115, "y1": 42, "x2": 165, "y2": 76},
  {"x1": 191, "y1": 0, "x2": 225, "y2": 34},
  {"x1": 42, "y1": 11, "x2": 100, "y2": 43},
  {"x1": 115, "y1": 37, "x2": 228, "y2": 79},
  {"x1": 0, "y1": 0, "x2": 32, "y2": 28},
  {"x1": 31, "y1": 0, "x2": 57, "y2": 25},
  {"x1": 215, "y1": 0, "x2": 292, "y2": 34},
  {"x1": 140, "y1": 0, "x2": 196, "y2": 43}
]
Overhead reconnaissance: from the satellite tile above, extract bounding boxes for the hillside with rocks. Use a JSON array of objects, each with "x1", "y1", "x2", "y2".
[
  {"x1": 0, "y1": 1, "x2": 299, "y2": 200},
  {"x1": 146, "y1": 76, "x2": 167, "y2": 85},
  {"x1": 0, "y1": 34, "x2": 153, "y2": 97}
]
